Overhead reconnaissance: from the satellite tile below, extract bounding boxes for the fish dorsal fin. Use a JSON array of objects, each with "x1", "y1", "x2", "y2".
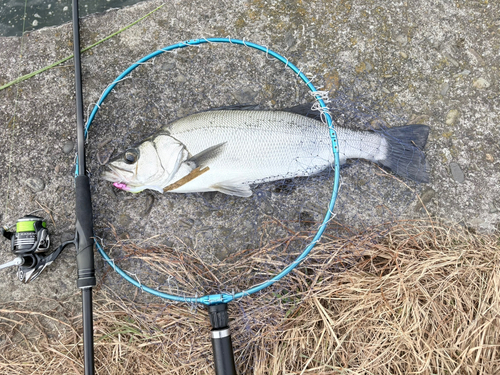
[
  {"x1": 211, "y1": 180, "x2": 252, "y2": 197},
  {"x1": 282, "y1": 103, "x2": 323, "y2": 121},
  {"x1": 206, "y1": 103, "x2": 323, "y2": 121},
  {"x1": 187, "y1": 142, "x2": 226, "y2": 168},
  {"x1": 205, "y1": 104, "x2": 261, "y2": 111}
]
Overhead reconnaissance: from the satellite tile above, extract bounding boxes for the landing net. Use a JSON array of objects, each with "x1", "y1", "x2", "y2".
[{"x1": 84, "y1": 38, "x2": 340, "y2": 304}]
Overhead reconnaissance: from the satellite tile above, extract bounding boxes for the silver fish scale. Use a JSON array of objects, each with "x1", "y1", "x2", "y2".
[
  {"x1": 164, "y1": 110, "x2": 384, "y2": 187},
  {"x1": 164, "y1": 111, "x2": 333, "y2": 185}
]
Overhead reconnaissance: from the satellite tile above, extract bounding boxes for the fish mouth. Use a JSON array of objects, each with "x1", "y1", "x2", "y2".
[
  {"x1": 102, "y1": 165, "x2": 151, "y2": 193},
  {"x1": 101, "y1": 165, "x2": 134, "y2": 189}
]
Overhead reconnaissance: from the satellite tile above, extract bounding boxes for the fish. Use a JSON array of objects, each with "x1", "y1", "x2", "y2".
[{"x1": 102, "y1": 106, "x2": 430, "y2": 197}]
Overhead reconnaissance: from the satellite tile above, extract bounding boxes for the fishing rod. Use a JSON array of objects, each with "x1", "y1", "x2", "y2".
[{"x1": 72, "y1": 0, "x2": 97, "y2": 372}]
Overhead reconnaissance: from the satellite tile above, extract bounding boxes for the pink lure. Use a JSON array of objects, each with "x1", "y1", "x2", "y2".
[{"x1": 113, "y1": 182, "x2": 129, "y2": 191}]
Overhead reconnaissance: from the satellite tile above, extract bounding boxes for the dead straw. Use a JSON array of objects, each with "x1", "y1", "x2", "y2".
[{"x1": 1, "y1": 219, "x2": 498, "y2": 374}]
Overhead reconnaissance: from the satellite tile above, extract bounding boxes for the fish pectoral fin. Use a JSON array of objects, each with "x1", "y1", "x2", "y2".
[
  {"x1": 187, "y1": 142, "x2": 226, "y2": 168},
  {"x1": 211, "y1": 181, "x2": 252, "y2": 197}
]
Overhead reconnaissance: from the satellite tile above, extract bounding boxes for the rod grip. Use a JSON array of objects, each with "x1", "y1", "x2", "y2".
[
  {"x1": 209, "y1": 303, "x2": 237, "y2": 375},
  {"x1": 75, "y1": 175, "x2": 96, "y2": 288}
]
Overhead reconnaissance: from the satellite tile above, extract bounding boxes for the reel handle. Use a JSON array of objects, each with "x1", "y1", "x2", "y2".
[
  {"x1": 208, "y1": 303, "x2": 237, "y2": 375},
  {"x1": 0, "y1": 257, "x2": 23, "y2": 271}
]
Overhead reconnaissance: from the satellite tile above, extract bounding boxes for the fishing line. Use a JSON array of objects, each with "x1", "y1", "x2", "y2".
[{"x1": 83, "y1": 38, "x2": 341, "y2": 305}]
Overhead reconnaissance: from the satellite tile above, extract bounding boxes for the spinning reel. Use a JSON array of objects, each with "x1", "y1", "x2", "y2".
[{"x1": 0, "y1": 215, "x2": 72, "y2": 283}]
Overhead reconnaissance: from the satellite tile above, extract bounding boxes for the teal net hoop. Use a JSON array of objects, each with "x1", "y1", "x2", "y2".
[{"x1": 81, "y1": 37, "x2": 340, "y2": 305}]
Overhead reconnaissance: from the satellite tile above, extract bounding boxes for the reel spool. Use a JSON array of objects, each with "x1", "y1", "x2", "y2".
[
  {"x1": 1, "y1": 215, "x2": 70, "y2": 283},
  {"x1": 7, "y1": 215, "x2": 50, "y2": 255}
]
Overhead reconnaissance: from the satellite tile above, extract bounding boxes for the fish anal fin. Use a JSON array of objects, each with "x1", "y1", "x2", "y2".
[{"x1": 211, "y1": 181, "x2": 252, "y2": 197}]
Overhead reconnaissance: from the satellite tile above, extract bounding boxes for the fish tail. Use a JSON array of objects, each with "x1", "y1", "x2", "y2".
[{"x1": 378, "y1": 124, "x2": 430, "y2": 183}]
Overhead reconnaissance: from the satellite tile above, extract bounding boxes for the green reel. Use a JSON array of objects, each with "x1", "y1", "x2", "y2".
[
  {"x1": 9, "y1": 215, "x2": 50, "y2": 255},
  {"x1": 1, "y1": 215, "x2": 70, "y2": 283}
]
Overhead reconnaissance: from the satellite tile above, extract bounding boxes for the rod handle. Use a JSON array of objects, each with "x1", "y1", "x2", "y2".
[{"x1": 75, "y1": 175, "x2": 96, "y2": 288}]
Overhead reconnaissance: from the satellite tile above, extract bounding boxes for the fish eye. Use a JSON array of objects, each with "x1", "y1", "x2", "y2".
[{"x1": 124, "y1": 149, "x2": 138, "y2": 164}]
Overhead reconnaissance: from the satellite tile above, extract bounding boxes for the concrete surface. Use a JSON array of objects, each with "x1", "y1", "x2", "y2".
[{"x1": 0, "y1": 0, "x2": 499, "y2": 306}]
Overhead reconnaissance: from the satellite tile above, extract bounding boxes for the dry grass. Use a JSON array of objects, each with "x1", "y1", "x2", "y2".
[{"x1": 1, "y1": 219, "x2": 499, "y2": 374}]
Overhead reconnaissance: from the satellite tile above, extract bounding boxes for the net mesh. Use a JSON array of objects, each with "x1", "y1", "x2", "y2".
[{"x1": 86, "y1": 42, "x2": 426, "y2": 302}]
